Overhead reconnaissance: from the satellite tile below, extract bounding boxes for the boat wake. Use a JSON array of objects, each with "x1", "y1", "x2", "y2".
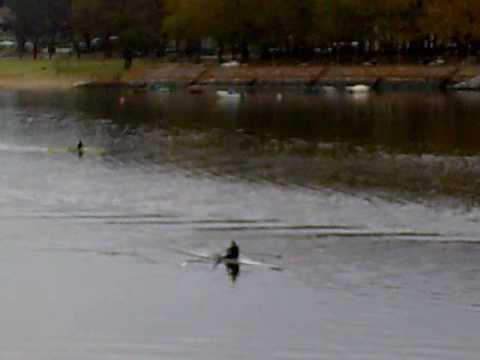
[{"x1": 0, "y1": 142, "x2": 49, "y2": 154}]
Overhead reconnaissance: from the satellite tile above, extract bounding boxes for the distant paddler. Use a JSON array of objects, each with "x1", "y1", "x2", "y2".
[
  {"x1": 77, "y1": 140, "x2": 84, "y2": 157},
  {"x1": 223, "y1": 240, "x2": 240, "y2": 282}
]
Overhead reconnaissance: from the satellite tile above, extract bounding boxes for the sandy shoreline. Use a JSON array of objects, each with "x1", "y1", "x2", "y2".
[{"x1": 0, "y1": 60, "x2": 478, "y2": 91}]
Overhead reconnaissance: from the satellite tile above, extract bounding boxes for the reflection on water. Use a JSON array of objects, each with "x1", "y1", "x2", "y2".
[
  {"x1": 4, "y1": 88, "x2": 480, "y2": 201},
  {"x1": 4, "y1": 88, "x2": 480, "y2": 151},
  {"x1": 0, "y1": 89, "x2": 479, "y2": 359},
  {"x1": 226, "y1": 262, "x2": 240, "y2": 283}
]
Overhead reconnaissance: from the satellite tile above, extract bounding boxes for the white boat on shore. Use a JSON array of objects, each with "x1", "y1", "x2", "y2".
[
  {"x1": 345, "y1": 84, "x2": 371, "y2": 93},
  {"x1": 216, "y1": 89, "x2": 242, "y2": 99}
]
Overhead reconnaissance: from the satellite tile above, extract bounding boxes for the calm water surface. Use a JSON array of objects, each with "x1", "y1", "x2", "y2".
[{"x1": 0, "y1": 89, "x2": 480, "y2": 359}]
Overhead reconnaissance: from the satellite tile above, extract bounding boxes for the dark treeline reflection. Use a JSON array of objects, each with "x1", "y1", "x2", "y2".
[
  {"x1": 4, "y1": 89, "x2": 480, "y2": 202},
  {"x1": 5, "y1": 89, "x2": 480, "y2": 156}
]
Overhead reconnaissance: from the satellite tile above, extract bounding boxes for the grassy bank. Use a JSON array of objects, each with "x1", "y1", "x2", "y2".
[
  {"x1": 0, "y1": 58, "x2": 478, "y2": 90},
  {"x1": 0, "y1": 58, "x2": 128, "y2": 90}
]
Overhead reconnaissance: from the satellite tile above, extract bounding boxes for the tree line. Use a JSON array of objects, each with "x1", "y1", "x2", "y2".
[{"x1": 5, "y1": 0, "x2": 480, "y2": 62}]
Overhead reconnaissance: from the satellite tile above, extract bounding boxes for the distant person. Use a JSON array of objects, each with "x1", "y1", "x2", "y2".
[
  {"x1": 123, "y1": 47, "x2": 134, "y2": 70},
  {"x1": 225, "y1": 240, "x2": 239, "y2": 260},
  {"x1": 77, "y1": 140, "x2": 84, "y2": 157},
  {"x1": 48, "y1": 43, "x2": 56, "y2": 60}
]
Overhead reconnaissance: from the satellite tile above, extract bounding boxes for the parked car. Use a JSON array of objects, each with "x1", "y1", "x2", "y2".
[
  {"x1": 0, "y1": 39, "x2": 15, "y2": 48},
  {"x1": 91, "y1": 37, "x2": 102, "y2": 50}
]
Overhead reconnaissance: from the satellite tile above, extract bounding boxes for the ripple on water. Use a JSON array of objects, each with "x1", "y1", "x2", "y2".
[{"x1": 1, "y1": 91, "x2": 480, "y2": 360}]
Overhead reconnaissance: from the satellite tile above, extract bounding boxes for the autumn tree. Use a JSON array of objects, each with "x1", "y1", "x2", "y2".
[
  {"x1": 9, "y1": 0, "x2": 480, "y2": 62},
  {"x1": 420, "y1": 0, "x2": 480, "y2": 55},
  {"x1": 163, "y1": 0, "x2": 260, "y2": 62},
  {"x1": 7, "y1": 0, "x2": 44, "y2": 56},
  {"x1": 7, "y1": 0, "x2": 70, "y2": 58},
  {"x1": 72, "y1": 0, "x2": 164, "y2": 59}
]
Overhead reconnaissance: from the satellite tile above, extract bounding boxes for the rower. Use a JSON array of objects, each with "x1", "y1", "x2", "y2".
[{"x1": 225, "y1": 240, "x2": 239, "y2": 260}]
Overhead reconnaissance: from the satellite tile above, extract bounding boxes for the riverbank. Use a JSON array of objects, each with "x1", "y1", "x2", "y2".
[{"x1": 0, "y1": 58, "x2": 478, "y2": 91}]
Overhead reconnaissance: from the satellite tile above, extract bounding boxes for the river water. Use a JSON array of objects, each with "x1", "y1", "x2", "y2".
[{"x1": 0, "y1": 88, "x2": 479, "y2": 359}]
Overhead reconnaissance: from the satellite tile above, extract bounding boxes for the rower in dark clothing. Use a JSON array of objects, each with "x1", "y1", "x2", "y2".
[
  {"x1": 224, "y1": 241, "x2": 240, "y2": 283},
  {"x1": 210, "y1": 241, "x2": 241, "y2": 283},
  {"x1": 214, "y1": 240, "x2": 240, "y2": 270},
  {"x1": 225, "y1": 240, "x2": 239, "y2": 260}
]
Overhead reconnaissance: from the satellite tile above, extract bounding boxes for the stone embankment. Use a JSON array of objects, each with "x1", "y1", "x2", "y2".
[
  {"x1": 0, "y1": 60, "x2": 476, "y2": 91},
  {"x1": 118, "y1": 63, "x2": 480, "y2": 91}
]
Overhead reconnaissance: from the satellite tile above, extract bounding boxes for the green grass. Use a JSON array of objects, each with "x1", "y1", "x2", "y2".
[
  {"x1": 0, "y1": 58, "x2": 128, "y2": 81},
  {"x1": 52, "y1": 59, "x2": 126, "y2": 81}
]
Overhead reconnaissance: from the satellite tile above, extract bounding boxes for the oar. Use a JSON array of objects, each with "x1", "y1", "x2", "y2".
[{"x1": 212, "y1": 253, "x2": 226, "y2": 269}]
